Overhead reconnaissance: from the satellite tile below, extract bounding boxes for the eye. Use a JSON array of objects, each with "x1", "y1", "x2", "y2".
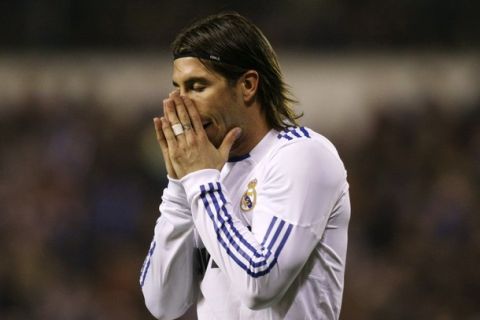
[{"x1": 192, "y1": 84, "x2": 206, "y2": 92}]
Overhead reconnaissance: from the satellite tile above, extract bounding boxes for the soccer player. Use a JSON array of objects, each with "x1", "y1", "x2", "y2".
[{"x1": 140, "y1": 12, "x2": 350, "y2": 320}]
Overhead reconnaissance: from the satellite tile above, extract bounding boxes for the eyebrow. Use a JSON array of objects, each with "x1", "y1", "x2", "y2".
[{"x1": 172, "y1": 77, "x2": 210, "y2": 88}]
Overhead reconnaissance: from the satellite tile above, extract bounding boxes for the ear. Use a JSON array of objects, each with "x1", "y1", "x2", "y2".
[{"x1": 240, "y1": 70, "x2": 259, "y2": 105}]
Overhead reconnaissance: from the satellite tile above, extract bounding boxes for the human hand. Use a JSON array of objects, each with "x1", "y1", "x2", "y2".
[
  {"x1": 153, "y1": 96, "x2": 179, "y2": 179},
  {"x1": 154, "y1": 91, "x2": 241, "y2": 179}
]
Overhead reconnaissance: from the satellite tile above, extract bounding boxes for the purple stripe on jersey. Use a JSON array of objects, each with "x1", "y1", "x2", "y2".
[
  {"x1": 140, "y1": 240, "x2": 156, "y2": 287},
  {"x1": 206, "y1": 185, "x2": 249, "y2": 257},
  {"x1": 213, "y1": 182, "x2": 264, "y2": 257},
  {"x1": 261, "y1": 216, "x2": 278, "y2": 247},
  {"x1": 214, "y1": 183, "x2": 292, "y2": 269},
  {"x1": 277, "y1": 126, "x2": 311, "y2": 140},
  {"x1": 288, "y1": 127, "x2": 302, "y2": 138},
  {"x1": 208, "y1": 183, "x2": 262, "y2": 257},
  {"x1": 300, "y1": 126, "x2": 311, "y2": 138},
  {"x1": 250, "y1": 224, "x2": 294, "y2": 277},
  {"x1": 275, "y1": 224, "x2": 293, "y2": 258},
  {"x1": 200, "y1": 185, "x2": 251, "y2": 272},
  {"x1": 215, "y1": 182, "x2": 282, "y2": 264},
  {"x1": 277, "y1": 132, "x2": 293, "y2": 140},
  {"x1": 201, "y1": 184, "x2": 278, "y2": 276},
  {"x1": 200, "y1": 183, "x2": 294, "y2": 277},
  {"x1": 208, "y1": 183, "x2": 274, "y2": 268},
  {"x1": 267, "y1": 220, "x2": 285, "y2": 251}
]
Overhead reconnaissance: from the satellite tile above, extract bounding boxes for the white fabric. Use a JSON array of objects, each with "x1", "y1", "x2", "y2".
[{"x1": 140, "y1": 127, "x2": 351, "y2": 320}]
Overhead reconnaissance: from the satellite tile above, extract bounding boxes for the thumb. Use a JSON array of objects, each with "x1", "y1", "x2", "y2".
[{"x1": 219, "y1": 127, "x2": 242, "y2": 159}]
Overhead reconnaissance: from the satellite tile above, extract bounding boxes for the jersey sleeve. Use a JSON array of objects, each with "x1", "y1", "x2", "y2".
[
  {"x1": 180, "y1": 139, "x2": 348, "y2": 310},
  {"x1": 140, "y1": 178, "x2": 199, "y2": 320}
]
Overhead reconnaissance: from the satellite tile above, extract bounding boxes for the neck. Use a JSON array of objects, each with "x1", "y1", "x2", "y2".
[{"x1": 230, "y1": 114, "x2": 271, "y2": 158}]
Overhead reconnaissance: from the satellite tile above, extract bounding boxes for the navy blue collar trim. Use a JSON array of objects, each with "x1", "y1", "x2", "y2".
[{"x1": 228, "y1": 153, "x2": 250, "y2": 162}]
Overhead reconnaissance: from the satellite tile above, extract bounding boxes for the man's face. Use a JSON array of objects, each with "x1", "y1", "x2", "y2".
[{"x1": 172, "y1": 57, "x2": 245, "y2": 148}]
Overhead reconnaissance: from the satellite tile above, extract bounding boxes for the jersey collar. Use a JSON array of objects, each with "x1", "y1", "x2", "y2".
[{"x1": 238, "y1": 129, "x2": 278, "y2": 164}]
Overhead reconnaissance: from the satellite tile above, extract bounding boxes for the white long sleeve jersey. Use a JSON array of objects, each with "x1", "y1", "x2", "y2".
[{"x1": 140, "y1": 127, "x2": 351, "y2": 320}]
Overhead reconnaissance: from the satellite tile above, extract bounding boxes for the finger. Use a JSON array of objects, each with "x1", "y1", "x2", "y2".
[
  {"x1": 154, "y1": 117, "x2": 168, "y2": 148},
  {"x1": 153, "y1": 117, "x2": 177, "y2": 178},
  {"x1": 182, "y1": 95, "x2": 205, "y2": 136},
  {"x1": 172, "y1": 93, "x2": 195, "y2": 142},
  {"x1": 160, "y1": 116, "x2": 178, "y2": 149},
  {"x1": 219, "y1": 127, "x2": 242, "y2": 160},
  {"x1": 167, "y1": 89, "x2": 180, "y2": 120},
  {"x1": 164, "y1": 98, "x2": 187, "y2": 145}
]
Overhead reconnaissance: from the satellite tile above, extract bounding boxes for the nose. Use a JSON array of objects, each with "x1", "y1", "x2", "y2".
[
  {"x1": 177, "y1": 87, "x2": 194, "y2": 101},
  {"x1": 178, "y1": 87, "x2": 187, "y2": 97},
  {"x1": 177, "y1": 89, "x2": 197, "y2": 104}
]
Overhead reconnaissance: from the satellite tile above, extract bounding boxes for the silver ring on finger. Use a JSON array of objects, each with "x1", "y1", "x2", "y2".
[{"x1": 171, "y1": 123, "x2": 184, "y2": 136}]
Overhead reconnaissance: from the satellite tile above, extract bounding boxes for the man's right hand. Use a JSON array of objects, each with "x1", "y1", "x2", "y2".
[{"x1": 153, "y1": 93, "x2": 178, "y2": 179}]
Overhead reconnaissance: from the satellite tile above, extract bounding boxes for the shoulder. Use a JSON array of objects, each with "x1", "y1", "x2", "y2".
[
  {"x1": 275, "y1": 126, "x2": 313, "y2": 142},
  {"x1": 259, "y1": 127, "x2": 348, "y2": 226},
  {"x1": 256, "y1": 127, "x2": 348, "y2": 196},
  {"x1": 270, "y1": 126, "x2": 345, "y2": 171}
]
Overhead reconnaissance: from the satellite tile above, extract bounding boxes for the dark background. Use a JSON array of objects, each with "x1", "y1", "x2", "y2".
[
  {"x1": 1, "y1": 1, "x2": 479, "y2": 319},
  {"x1": 1, "y1": 0, "x2": 479, "y2": 50}
]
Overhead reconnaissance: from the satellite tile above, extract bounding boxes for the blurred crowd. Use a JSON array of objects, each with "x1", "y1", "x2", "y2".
[
  {"x1": 2, "y1": 0, "x2": 479, "y2": 49},
  {"x1": 0, "y1": 94, "x2": 166, "y2": 319},
  {"x1": 0, "y1": 93, "x2": 479, "y2": 319},
  {"x1": 342, "y1": 99, "x2": 480, "y2": 319}
]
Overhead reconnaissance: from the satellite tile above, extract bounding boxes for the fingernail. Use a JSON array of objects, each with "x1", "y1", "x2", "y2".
[{"x1": 235, "y1": 127, "x2": 242, "y2": 138}]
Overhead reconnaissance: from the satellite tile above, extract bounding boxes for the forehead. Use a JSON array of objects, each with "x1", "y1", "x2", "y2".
[{"x1": 172, "y1": 57, "x2": 222, "y2": 83}]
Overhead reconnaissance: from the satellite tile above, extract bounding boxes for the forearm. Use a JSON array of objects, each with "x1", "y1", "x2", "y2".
[
  {"x1": 182, "y1": 170, "x2": 316, "y2": 309},
  {"x1": 140, "y1": 181, "x2": 198, "y2": 320}
]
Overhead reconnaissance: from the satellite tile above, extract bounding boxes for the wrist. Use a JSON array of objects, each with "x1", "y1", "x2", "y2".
[{"x1": 180, "y1": 169, "x2": 221, "y2": 203}]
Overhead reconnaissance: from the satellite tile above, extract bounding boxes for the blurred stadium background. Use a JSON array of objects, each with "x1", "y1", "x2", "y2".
[{"x1": 1, "y1": 1, "x2": 479, "y2": 319}]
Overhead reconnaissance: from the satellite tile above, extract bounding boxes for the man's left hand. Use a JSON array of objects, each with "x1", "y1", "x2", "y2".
[{"x1": 156, "y1": 91, "x2": 241, "y2": 179}]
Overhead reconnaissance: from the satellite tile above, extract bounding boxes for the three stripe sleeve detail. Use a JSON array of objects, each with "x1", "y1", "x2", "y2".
[
  {"x1": 277, "y1": 126, "x2": 311, "y2": 141},
  {"x1": 199, "y1": 182, "x2": 293, "y2": 278}
]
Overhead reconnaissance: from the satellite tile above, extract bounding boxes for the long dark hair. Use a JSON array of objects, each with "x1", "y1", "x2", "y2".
[{"x1": 172, "y1": 12, "x2": 301, "y2": 130}]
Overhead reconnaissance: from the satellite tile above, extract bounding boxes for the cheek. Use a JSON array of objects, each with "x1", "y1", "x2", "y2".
[
  {"x1": 188, "y1": 88, "x2": 234, "y2": 123},
  {"x1": 189, "y1": 93, "x2": 214, "y2": 112},
  {"x1": 183, "y1": 97, "x2": 207, "y2": 120},
  {"x1": 193, "y1": 96, "x2": 224, "y2": 121}
]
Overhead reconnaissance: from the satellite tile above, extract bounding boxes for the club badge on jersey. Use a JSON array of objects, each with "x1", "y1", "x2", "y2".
[{"x1": 240, "y1": 179, "x2": 257, "y2": 211}]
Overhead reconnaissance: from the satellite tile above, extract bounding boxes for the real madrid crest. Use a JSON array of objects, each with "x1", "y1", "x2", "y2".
[{"x1": 240, "y1": 179, "x2": 257, "y2": 212}]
